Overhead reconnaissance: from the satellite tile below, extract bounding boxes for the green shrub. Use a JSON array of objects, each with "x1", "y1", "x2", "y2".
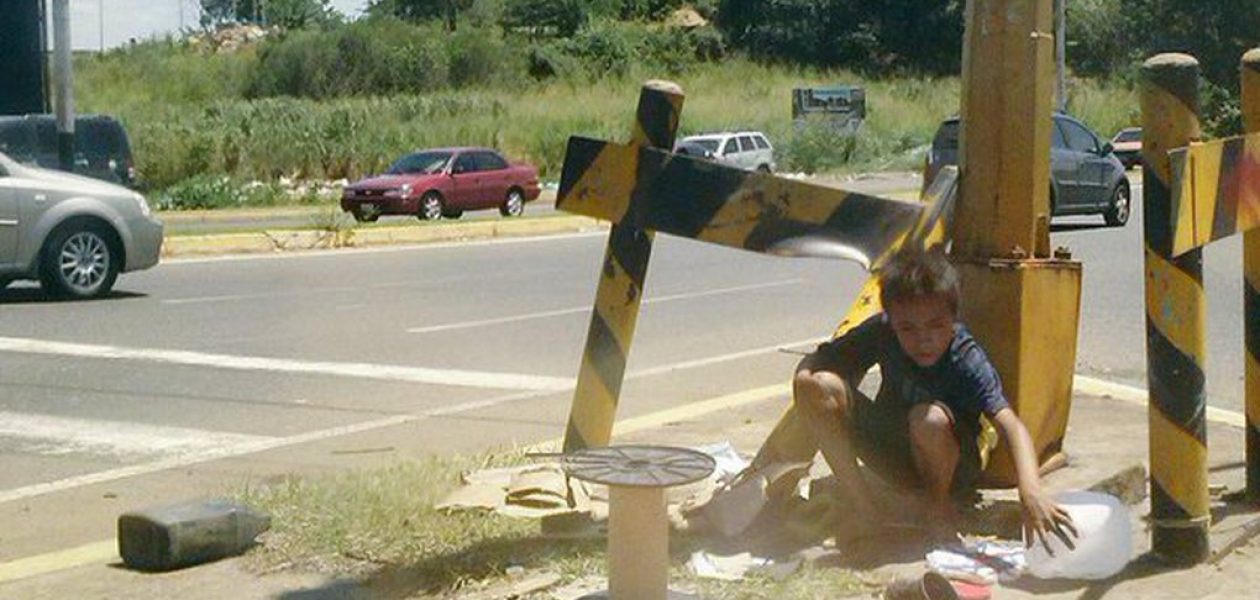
[
  {"x1": 246, "y1": 19, "x2": 450, "y2": 98},
  {"x1": 448, "y1": 27, "x2": 522, "y2": 88}
]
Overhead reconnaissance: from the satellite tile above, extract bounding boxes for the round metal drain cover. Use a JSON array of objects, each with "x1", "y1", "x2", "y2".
[{"x1": 561, "y1": 445, "x2": 715, "y2": 488}]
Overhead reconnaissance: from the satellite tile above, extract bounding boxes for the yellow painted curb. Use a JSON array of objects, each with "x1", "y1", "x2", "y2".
[
  {"x1": 0, "y1": 540, "x2": 116, "y2": 584},
  {"x1": 161, "y1": 216, "x2": 604, "y2": 258}
]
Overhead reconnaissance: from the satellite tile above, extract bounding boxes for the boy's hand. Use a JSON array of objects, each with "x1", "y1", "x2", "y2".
[{"x1": 1021, "y1": 486, "x2": 1079, "y2": 556}]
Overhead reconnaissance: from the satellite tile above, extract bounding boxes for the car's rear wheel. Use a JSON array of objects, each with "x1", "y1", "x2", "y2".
[
  {"x1": 418, "y1": 192, "x2": 444, "y2": 221},
  {"x1": 39, "y1": 222, "x2": 119, "y2": 299},
  {"x1": 500, "y1": 189, "x2": 525, "y2": 217},
  {"x1": 756, "y1": 164, "x2": 772, "y2": 173},
  {"x1": 1104, "y1": 183, "x2": 1130, "y2": 227}
]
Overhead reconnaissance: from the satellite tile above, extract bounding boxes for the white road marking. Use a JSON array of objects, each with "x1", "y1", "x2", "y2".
[
  {"x1": 165, "y1": 230, "x2": 606, "y2": 265},
  {"x1": 407, "y1": 279, "x2": 805, "y2": 334},
  {"x1": 161, "y1": 270, "x2": 540, "y2": 305},
  {"x1": 627, "y1": 336, "x2": 827, "y2": 379},
  {"x1": 0, "y1": 411, "x2": 273, "y2": 458},
  {"x1": 0, "y1": 337, "x2": 573, "y2": 392},
  {"x1": 1073, "y1": 374, "x2": 1246, "y2": 427},
  {"x1": 0, "y1": 335, "x2": 816, "y2": 504}
]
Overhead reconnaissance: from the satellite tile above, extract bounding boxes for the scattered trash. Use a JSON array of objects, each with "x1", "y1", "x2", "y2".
[
  {"x1": 118, "y1": 498, "x2": 270, "y2": 572},
  {"x1": 926, "y1": 540, "x2": 1025, "y2": 585},
  {"x1": 461, "y1": 570, "x2": 561, "y2": 600},
  {"x1": 436, "y1": 464, "x2": 592, "y2": 519},
  {"x1": 884, "y1": 572, "x2": 960, "y2": 600},
  {"x1": 1026, "y1": 490, "x2": 1131, "y2": 580},
  {"x1": 687, "y1": 550, "x2": 801, "y2": 581}
]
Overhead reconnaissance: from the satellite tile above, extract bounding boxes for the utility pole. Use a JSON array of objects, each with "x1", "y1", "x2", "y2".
[
  {"x1": 99, "y1": 0, "x2": 105, "y2": 53},
  {"x1": 1055, "y1": 0, "x2": 1067, "y2": 111},
  {"x1": 52, "y1": 0, "x2": 75, "y2": 171}
]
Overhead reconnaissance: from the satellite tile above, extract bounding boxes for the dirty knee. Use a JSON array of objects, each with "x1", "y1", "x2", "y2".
[
  {"x1": 793, "y1": 371, "x2": 847, "y2": 416},
  {"x1": 908, "y1": 403, "x2": 954, "y2": 442}
]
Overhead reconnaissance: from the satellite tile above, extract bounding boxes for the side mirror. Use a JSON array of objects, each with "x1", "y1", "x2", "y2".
[{"x1": 1100, "y1": 142, "x2": 1115, "y2": 156}]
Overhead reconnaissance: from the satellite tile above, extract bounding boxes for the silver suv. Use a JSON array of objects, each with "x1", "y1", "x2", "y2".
[
  {"x1": 0, "y1": 151, "x2": 162, "y2": 298},
  {"x1": 676, "y1": 131, "x2": 776, "y2": 172}
]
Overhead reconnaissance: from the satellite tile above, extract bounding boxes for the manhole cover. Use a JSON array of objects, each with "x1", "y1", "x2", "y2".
[{"x1": 561, "y1": 445, "x2": 715, "y2": 488}]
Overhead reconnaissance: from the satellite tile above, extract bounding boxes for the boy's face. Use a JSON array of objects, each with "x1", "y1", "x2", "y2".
[{"x1": 886, "y1": 294, "x2": 955, "y2": 367}]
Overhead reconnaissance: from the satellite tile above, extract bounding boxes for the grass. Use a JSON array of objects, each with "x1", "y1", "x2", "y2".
[
  {"x1": 75, "y1": 39, "x2": 1140, "y2": 204},
  {"x1": 235, "y1": 450, "x2": 873, "y2": 598}
]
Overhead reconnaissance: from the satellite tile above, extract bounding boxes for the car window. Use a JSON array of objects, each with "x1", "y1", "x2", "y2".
[
  {"x1": 1051, "y1": 121, "x2": 1068, "y2": 149},
  {"x1": 1059, "y1": 119, "x2": 1098, "y2": 153},
  {"x1": 452, "y1": 153, "x2": 479, "y2": 174},
  {"x1": 722, "y1": 139, "x2": 739, "y2": 155},
  {"x1": 753, "y1": 135, "x2": 770, "y2": 150},
  {"x1": 473, "y1": 151, "x2": 508, "y2": 171},
  {"x1": 386, "y1": 151, "x2": 452, "y2": 175},
  {"x1": 738, "y1": 136, "x2": 756, "y2": 152},
  {"x1": 932, "y1": 121, "x2": 959, "y2": 151},
  {"x1": 1114, "y1": 129, "x2": 1141, "y2": 143},
  {"x1": 687, "y1": 139, "x2": 720, "y2": 153}
]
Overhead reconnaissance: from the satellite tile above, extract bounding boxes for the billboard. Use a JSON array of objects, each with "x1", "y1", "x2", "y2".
[{"x1": 0, "y1": 0, "x2": 48, "y2": 115}]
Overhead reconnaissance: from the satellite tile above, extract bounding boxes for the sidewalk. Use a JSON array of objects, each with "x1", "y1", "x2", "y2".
[{"x1": 3, "y1": 385, "x2": 1258, "y2": 599}]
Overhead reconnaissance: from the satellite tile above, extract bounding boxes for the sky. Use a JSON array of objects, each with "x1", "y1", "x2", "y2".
[{"x1": 63, "y1": 0, "x2": 369, "y2": 50}]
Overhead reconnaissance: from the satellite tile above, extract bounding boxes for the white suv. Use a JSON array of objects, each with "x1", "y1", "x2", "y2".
[{"x1": 676, "y1": 131, "x2": 776, "y2": 172}]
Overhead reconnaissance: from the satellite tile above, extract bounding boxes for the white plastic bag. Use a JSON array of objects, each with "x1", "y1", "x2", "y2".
[{"x1": 1025, "y1": 490, "x2": 1131, "y2": 580}]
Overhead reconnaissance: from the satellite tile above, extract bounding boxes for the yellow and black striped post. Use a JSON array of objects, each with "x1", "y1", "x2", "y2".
[
  {"x1": 1142, "y1": 53, "x2": 1210, "y2": 564},
  {"x1": 562, "y1": 81, "x2": 684, "y2": 453},
  {"x1": 1243, "y1": 49, "x2": 1260, "y2": 502}
]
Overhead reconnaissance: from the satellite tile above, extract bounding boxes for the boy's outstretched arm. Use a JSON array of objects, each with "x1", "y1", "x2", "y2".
[{"x1": 992, "y1": 407, "x2": 1079, "y2": 554}]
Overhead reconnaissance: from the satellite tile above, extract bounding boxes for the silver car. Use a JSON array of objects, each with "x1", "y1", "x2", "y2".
[
  {"x1": 0, "y1": 151, "x2": 162, "y2": 298},
  {"x1": 677, "y1": 131, "x2": 776, "y2": 172},
  {"x1": 925, "y1": 113, "x2": 1131, "y2": 227}
]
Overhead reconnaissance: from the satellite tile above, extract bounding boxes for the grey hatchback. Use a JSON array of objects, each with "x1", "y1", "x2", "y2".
[
  {"x1": 0, "y1": 151, "x2": 162, "y2": 298},
  {"x1": 925, "y1": 113, "x2": 1131, "y2": 226}
]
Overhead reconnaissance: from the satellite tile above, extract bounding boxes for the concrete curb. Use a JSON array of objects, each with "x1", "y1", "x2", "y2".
[{"x1": 160, "y1": 215, "x2": 605, "y2": 258}]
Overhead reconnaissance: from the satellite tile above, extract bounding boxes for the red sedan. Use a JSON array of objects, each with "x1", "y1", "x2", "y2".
[{"x1": 341, "y1": 147, "x2": 541, "y2": 222}]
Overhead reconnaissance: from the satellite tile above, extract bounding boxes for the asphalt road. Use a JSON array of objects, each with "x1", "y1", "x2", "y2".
[{"x1": 0, "y1": 171, "x2": 1250, "y2": 566}]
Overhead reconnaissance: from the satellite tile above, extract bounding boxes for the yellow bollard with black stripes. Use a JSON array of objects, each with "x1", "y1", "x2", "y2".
[
  {"x1": 561, "y1": 81, "x2": 684, "y2": 453},
  {"x1": 1142, "y1": 53, "x2": 1210, "y2": 564},
  {"x1": 1242, "y1": 49, "x2": 1260, "y2": 503}
]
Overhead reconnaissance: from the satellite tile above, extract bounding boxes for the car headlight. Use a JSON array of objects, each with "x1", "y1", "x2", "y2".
[
  {"x1": 399, "y1": 183, "x2": 413, "y2": 197},
  {"x1": 132, "y1": 192, "x2": 152, "y2": 217}
]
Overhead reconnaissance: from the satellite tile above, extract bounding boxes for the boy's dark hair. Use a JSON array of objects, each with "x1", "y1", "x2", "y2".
[{"x1": 878, "y1": 249, "x2": 961, "y2": 314}]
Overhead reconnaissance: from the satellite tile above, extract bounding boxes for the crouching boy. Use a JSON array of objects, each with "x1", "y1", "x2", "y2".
[{"x1": 754, "y1": 249, "x2": 1076, "y2": 548}]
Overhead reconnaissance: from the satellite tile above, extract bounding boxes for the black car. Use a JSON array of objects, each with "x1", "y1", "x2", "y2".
[
  {"x1": 0, "y1": 114, "x2": 137, "y2": 187},
  {"x1": 924, "y1": 112, "x2": 1131, "y2": 227}
]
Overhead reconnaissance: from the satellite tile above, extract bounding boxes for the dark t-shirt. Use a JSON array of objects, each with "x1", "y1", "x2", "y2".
[{"x1": 817, "y1": 314, "x2": 1010, "y2": 434}]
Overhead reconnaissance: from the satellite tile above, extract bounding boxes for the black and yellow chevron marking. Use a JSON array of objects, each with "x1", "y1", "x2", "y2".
[
  {"x1": 562, "y1": 83, "x2": 683, "y2": 453},
  {"x1": 1142, "y1": 53, "x2": 1210, "y2": 564},
  {"x1": 558, "y1": 137, "x2": 937, "y2": 269},
  {"x1": 1168, "y1": 132, "x2": 1260, "y2": 256},
  {"x1": 1242, "y1": 48, "x2": 1260, "y2": 501}
]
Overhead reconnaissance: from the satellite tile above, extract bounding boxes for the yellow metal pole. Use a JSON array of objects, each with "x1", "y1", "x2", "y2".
[
  {"x1": 1241, "y1": 49, "x2": 1260, "y2": 503},
  {"x1": 955, "y1": 0, "x2": 1054, "y2": 259},
  {"x1": 954, "y1": 0, "x2": 1082, "y2": 486},
  {"x1": 1141, "y1": 53, "x2": 1209, "y2": 564},
  {"x1": 562, "y1": 81, "x2": 684, "y2": 452}
]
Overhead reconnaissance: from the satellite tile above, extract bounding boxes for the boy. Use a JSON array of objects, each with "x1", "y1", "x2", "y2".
[{"x1": 755, "y1": 249, "x2": 1076, "y2": 549}]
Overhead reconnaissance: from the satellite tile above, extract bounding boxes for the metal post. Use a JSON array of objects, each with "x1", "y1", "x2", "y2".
[
  {"x1": 955, "y1": 0, "x2": 1054, "y2": 259},
  {"x1": 1055, "y1": 0, "x2": 1067, "y2": 112},
  {"x1": 51, "y1": 0, "x2": 75, "y2": 172},
  {"x1": 953, "y1": 0, "x2": 1082, "y2": 487},
  {"x1": 561, "y1": 81, "x2": 684, "y2": 452},
  {"x1": 1241, "y1": 49, "x2": 1260, "y2": 503},
  {"x1": 1141, "y1": 53, "x2": 1209, "y2": 565}
]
